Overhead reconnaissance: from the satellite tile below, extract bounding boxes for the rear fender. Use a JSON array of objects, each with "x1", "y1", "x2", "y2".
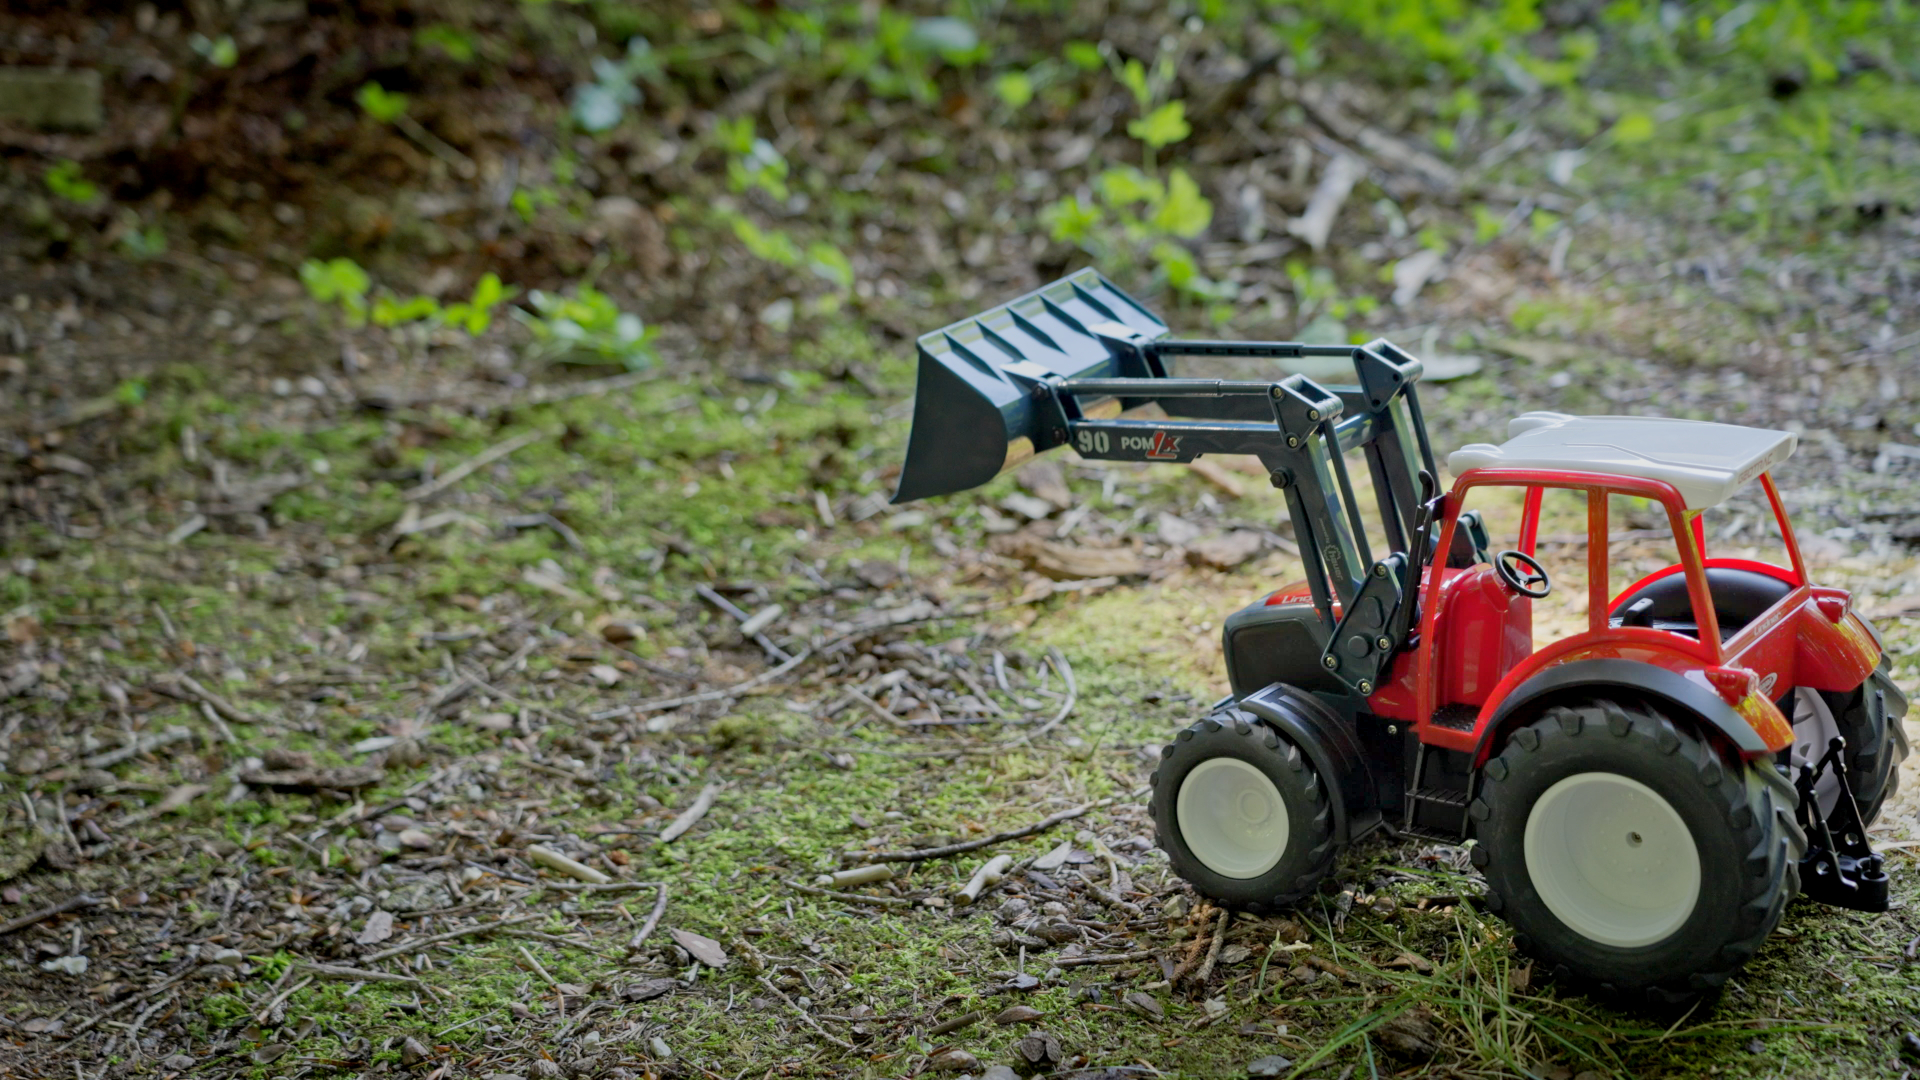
[
  {"x1": 1790, "y1": 589, "x2": 1881, "y2": 693},
  {"x1": 1237, "y1": 683, "x2": 1378, "y2": 843},
  {"x1": 1470, "y1": 657, "x2": 1789, "y2": 766}
]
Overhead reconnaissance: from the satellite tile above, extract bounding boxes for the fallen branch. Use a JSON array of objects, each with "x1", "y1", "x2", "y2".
[
  {"x1": 1056, "y1": 951, "x2": 1155, "y2": 968},
  {"x1": 785, "y1": 879, "x2": 914, "y2": 907},
  {"x1": 297, "y1": 963, "x2": 422, "y2": 987},
  {"x1": 0, "y1": 892, "x2": 99, "y2": 937},
  {"x1": 1187, "y1": 908, "x2": 1230, "y2": 985},
  {"x1": 83, "y1": 727, "x2": 191, "y2": 769},
  {"x1": 757, "y1": 975, "x2": 855, "y2": 1051},
  {"x1": 853, "y1": 799, "x2": 1110, "y2": 864},
  {"x1": 402, "y1": 427, "x2": 553, "y2": 502},
  {"x1": 360, "y1": 914, "x2": 546, "y2": 964},
  {"x1": 658, "y1": 784, "x2": 721, "y2": 844},
  {"x1": 154, "y1": 674, "x2": 262, "y2": 725},
  {"x1": 628, "y1": 883, "x2": 670, "y2": 950},
  {"x1": 596, "y1": 647, "x2": 813, "y2": 719}
]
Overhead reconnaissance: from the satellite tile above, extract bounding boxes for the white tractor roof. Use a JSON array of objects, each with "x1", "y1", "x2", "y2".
[{"x1": 1446, "y1": 412, "x2": 1796, "y2": 510}]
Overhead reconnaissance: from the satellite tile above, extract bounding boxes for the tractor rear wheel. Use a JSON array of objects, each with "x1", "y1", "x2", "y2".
[
  {"x1": 1787, "y1": 660, "x2": 1909, "y2": 825},
  {"x1": 1149, "y1": 708, "x2": 1336, "y2": 912},
  {"x1": 1471, "y1": 699, "x2": 1805, "y2": 1004}
]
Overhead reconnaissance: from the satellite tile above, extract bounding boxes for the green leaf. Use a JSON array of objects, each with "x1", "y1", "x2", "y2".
[
  {"x1": 571, "y1": 83, "x2": 630, "y2": 133},
  {"x1": 1154, "y1": 240, "x2": 1198, "y2": 289},
  {"x1": 371, "y1": 294, "x2": 441, "y2": 328},
  {"x1": 415, "y1": 25, "x2": 475, "y2": 62},
  {"x1": 1063, "y1": 41, "x2": 1103, "y2": 71},
  {"x1": 355, "y1": 83, "x2": 409, "y2": 123},
  {"x1": 993, "y1": 71, "x2": 1033, "y2": 110},
  {"x1": 1040, "y1": 194, "x2": 1102, "y2": 245},
  {"x1": 806, "y1": 243, "x2": 855, "y2": 291},
  {"x1": 731, "y1": 218, "x2": 801, "y2": 266},
  {"x1": 1151, "y1": 168, "x2": 1212, "y2": 239},
  {"x1": 189, "y1": 33, "x2": 237, "y2": 68},
  {"x1": 44, "y1": 160, "x2": 98, "y2": 203},
  {"x1": 1610, "y1": 110, "x2": 1656, "y2": 145},
  {"x1": 1128, "y1": 100, "x2": 1191, "y2": 150},
  {"x1": 1094, "y1": 166, "x2": 1163, "y2": 206},
  {"x1": 1119, "y1": 59, "x2": 1151, "y2": 109}
]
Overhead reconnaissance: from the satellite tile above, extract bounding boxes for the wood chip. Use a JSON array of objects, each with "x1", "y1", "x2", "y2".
[
  {"x1": 668, "y1": 928, "x2": 728, "y2": 968},
  {"x1": 239, "y1": 766, "x2": 383, "y2": 791},
  {"x1": 356, "y1": 911, "x2": 395, "y2": 946},
  {"x1": 1187, "y1": 459, "x2": 1246, "y2": 498}
]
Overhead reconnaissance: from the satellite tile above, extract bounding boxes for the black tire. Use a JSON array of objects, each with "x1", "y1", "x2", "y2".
[
  {"x1": 1471, "y1": 699, "x2": 1805, "y2": 1004},
  {"x1": 1810, "y1": 660, "x2": 1910, "y2": 826},
  {"x1": 1149, "y1": 708, "x2": 1336, "y2": 912}
]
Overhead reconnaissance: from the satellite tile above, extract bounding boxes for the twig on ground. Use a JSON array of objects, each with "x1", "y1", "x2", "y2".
[
  {"x1": 1188, "y1": 908, "x2": 1230, "y2": 985},
  {"x1": 928, "y1": 1011, "x2": 983, "y2": 1037},
  {"x1": 658, "y1": 785, "x2": 721, "y2": 844},
  {"x1": 854, "y1": 799, "x2": 1110, "y2": 864},
  {"x1": 540, "y1": 880, "x2": 665, "y2": 894},
  {"x1": 82, "y1": 727, "x2": 190, "y2": 769},
  {"x1": 528, "y1": 845, "x2": 612, "y2": 885},
  {"x1": 785, "y1": 879, "x2": 914, "y2": 907},
  {"x1": 1057, "y1": 951, "x2": 1156, "y2": 968},
  {"x1": 0, "y1": 893, "x2": 99, "y2": 937},
  {"x1": 360, "y1": 914, "x2": 547, "y2": 964},
  {"x1": 845, "y1": 687, "x2": 904, "y2": 728},
  {"x1": 1028, "y1": 648, "x2": 1078, "y2": 738},
  {"x1": 154, "y1": 674, "x2": 262, "y2": 725},
  {"x1": 252, "y1": 976, "x2": 316, "y2": 1025},
  {"x1": 402, "y1": 427, "x2": 553, "y2": 502},
  {"x1": 955, "y1": 854, "x2": 1014, "y2": 906},
  {"x1": 599, "y1": 647, "x2": 812, "y2": 719},
  {"x1": 695, "y1": 585, "x2": 792, "y2": 663},
  {"x1": 297, "y1": 964, "x2": 421, "y2": 986},
  {"x1": 515, "y1": 944, "x2": 561, "y2": 990},
  {"x1": 757, "y1": 975, "x2": 856, "y2": 1051},
  {"x1": 628, "y1": 882, "x2": 670, "y2": 950}
]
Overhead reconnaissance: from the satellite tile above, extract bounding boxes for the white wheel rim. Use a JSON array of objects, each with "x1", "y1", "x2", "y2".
[
  {"x1": 1523, "y1": 772, "x2": 1701, "y2": 948},
  {"x1": 1176, "y1": 758, "x2": 1289, "y2": 879},
  {"x1": 1789, "y1": 689, "x2": 1843, "y2": 819}
]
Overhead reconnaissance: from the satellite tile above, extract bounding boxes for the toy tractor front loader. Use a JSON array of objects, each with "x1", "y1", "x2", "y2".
[{"x1": 891, "y1": 270, "x2": 1908, "y2": 1004}]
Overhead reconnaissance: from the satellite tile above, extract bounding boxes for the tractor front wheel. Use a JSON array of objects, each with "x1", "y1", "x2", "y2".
[
  {"x1": 1472, "y1": 699, "x2": 1805, "y2": 1004},
  {"x1": 1149, "y1": 709, "x2": 1336, "y2": 912}
]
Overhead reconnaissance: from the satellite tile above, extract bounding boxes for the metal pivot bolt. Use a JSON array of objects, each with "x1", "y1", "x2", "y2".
[
  {"x1": 1308, "y1": 409, "x2": 1320, "y2": 421},
  {"x1": 1356, "y1": 680, "x2": 1373, "y2": 695},
  {"x1": 1376, "y1": 635, "x2": 1393, "y2": 651},
  {"x1": 1286, "y1": 435, "x2": 1300, "y2": 448},
  {"x1": 1269, "y1": 468, "x2": 1292, "y2": 489},
  {"x1": 1373, "y1": 563, "x2": 1389, "y2": 578},
  {"x1": 1322, "y1": 655, "x2": 1338, "y2": 670}
]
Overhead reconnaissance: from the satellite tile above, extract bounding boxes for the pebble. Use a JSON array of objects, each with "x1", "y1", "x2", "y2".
[
  {"x1": 161, "y1": 1055, "x2": 195, "y2": 1071},
  {"x1": 210, "y1": 948, "x2": 245, "y2": 967},
  {"x1": 980, "y1": 1069, "x2": 1019, "y2": 1080},
  {"x1": 1247, "y1": 1055, "x2": 1293, "y2": 1077},
  {"x1": 927, "y1": 1049, "x2": 980, "y2": 1073}
]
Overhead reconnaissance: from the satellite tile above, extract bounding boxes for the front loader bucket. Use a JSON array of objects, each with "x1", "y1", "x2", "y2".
[{"x1": 892, "y1": 269, "x2": 1169, "y2": 503}]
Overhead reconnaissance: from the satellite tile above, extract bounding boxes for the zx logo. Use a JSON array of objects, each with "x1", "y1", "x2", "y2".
[{"x1": 1146, "y1": 430, "x2": 1180, "y2": 460}]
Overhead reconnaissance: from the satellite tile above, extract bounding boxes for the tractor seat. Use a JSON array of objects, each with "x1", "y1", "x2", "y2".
[{"x1": 1610, "y1": 566, "x2": 1794, "y2": 640}]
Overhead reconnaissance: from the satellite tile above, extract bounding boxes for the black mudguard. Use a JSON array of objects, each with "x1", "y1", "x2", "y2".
[
  {"x1": 1474, "y1": 657, "x2": 1774, "y2": 761},
  {"x1": 1237, "y1": 682, "x2": 1380, "y2": 844}
]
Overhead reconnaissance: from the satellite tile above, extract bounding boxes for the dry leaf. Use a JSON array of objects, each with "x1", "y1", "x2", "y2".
[{"x1": 668, "y1": 928, "x2": 728, "y2": 968}]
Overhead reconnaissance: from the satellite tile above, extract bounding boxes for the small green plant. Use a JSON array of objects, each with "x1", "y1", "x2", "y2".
[
  {"x1": 188, "y1": 33, "x2": 237, "y2": 68},
  {"x1": 299, "y1": 257, "x2": 372, "y2": 325},
  {"x1": 415, "y1": 24, "x2": 476, "y2": 62},
  {"x1": 44, "y1": 160, "x2": 98, "y2": 203},
  {"x1": 724, "y1": 212, "x2": 855, "y2": 297},
  {"x1": 441, "y1": 273, "x2": 516, "y2": 335},
  {"x1": 515, "y1": 285, "x2": 657, "y2": 369},
  {"x1": 716, "y1": 117, "x2": 790, "y2": 201},
  {"x1": 572, "y1": 37, "x2": 662, "y2": 133},
  {"x1": 119, "y1": 225, "x2": 167, "y2": 259},
  {"x1": 355, "y1": 82, "x2": 409, "y2": 124},
  {"x1": 371, "y1": 294, "x2": 440, "y2": 328}
]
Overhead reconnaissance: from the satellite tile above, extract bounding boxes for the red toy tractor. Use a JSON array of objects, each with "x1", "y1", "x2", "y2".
[{"x1": 892, "y1": 271, "x2": 1908, "y2": 1002}]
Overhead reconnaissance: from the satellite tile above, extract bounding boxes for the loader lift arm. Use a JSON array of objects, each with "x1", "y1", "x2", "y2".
[{"x1": 1003, "y1": 338, "x2": 1439, "y2": 696}]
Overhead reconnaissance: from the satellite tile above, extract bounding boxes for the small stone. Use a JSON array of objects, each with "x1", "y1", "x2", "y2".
[
  {"x1": 1247, "y1": 1055, "x2": 1293, "y2": 1077},
  {"x1": 161, "y1": 1054, "x2": 195, "y2": 1071},
  {"x1": 649, "y1": 1036, "x2": 672, "y2": 1060},
  {"x1": 588, "y1": 664, "x2": 622, "y2": 687},
  {"x1": 1162, "y1": 895, "x2": 1190, "y2": 919},
  {"x1": 530, "y1": 1060, "x2": 562, "y2": 1079},
  {"x1": 993, "y1": 1005, "x2": 1042, "y2": 1025},
  {"x1": 398, "y1": 828, "x2": 435, "y2": 850},
  {"x1": 980, "y1": 1068, "x2": 1020, "y2": 1080},
  {"x1": 927, "y1": 1049, "x2": 980, "y2": 1073},
  {"x1": 622, "y1": 978, "x2": 676, "y2": 1002},
  {"x1": 401, "y1": 1037, "x2": 429, "y2": 1066},
  {"x1": 601, "y1": 622, "x2": 644, "y2": 645},
  {"x1": 210, "y1": 948, "x2": 245, "y2": 967},
  {"x1": 996, "y1": 897, "x2": 1031, "y2": 924},
  {"x1": 1219, "y1": 944, "x2": 1251, "y2": 965},
  {"x1": 1376, "y1": 1007, "x2": 1439, "y2": 1061},
  {"x1": 251, "y1": 1043, "x2": 290, "y2": 1065},
  {"x1": 1002, "y1": 973, "x2": 1041, "y2": 991},
  {"x1": 356, "y1": 910, "x2": 394, "y2": 945},
  {"x1": 1123, "y1": 991, "x2": 1164, "y2": 1020},
  {"x1": 472, "y1": 712, "x2": 514, "y2": 731}
]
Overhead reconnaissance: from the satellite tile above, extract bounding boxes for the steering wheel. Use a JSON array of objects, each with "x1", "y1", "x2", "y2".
[{"x1": 1494, "y1": 549, "x2": 1553, "y2": 599}]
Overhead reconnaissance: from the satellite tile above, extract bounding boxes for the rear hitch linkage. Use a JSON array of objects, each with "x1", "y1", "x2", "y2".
[{"x1": 1795, "y1": 736, "x2": 1890, "y2": 912}]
